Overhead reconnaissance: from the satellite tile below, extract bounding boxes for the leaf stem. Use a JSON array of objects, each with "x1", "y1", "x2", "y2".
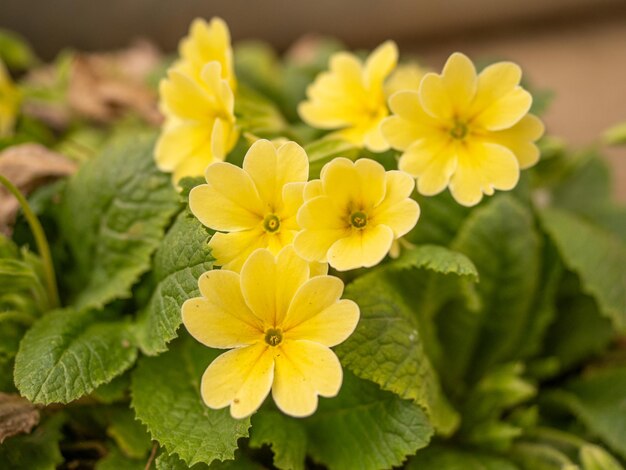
[{"x1": 0, "y1": 174, "x2": 60, "y2": 308}]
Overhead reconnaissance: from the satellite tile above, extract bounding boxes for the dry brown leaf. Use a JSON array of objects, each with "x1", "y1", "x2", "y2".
[
  {"x1": 0, "y1": 143, "x2": 77, "y2": 235},
  {"x1": 0, "y1": 393, "x2": 40, "y2": 443}
]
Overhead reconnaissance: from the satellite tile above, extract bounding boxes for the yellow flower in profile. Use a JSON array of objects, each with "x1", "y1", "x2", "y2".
[
  {"x1": 298, "y1": 41, "x2": 398, "y2": 152},
  {"x1": 155, "y1": 62, "x2": 238, "y2": 183},
  {"x1": 189, "y1": 139, "x2": 309, "y2": 272},
  {"x1": 0, "y1": 61, "x2": 21, "y2": 138},
  {"x1": 182, "y1": 246, "x2": 360, "y2": 418},
  {"x1": 382, "y1": 52, "x2": 544, "y2": 207},
  {"x1": 294, "y1": 157, "x2": 420, "y2": 271},
  {"x1": 176, "y1": 17, "x2": 236, "y2": 90}
]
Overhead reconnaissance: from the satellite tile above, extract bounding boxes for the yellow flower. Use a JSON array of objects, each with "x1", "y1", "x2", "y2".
[
  {"x1": 182, "y1": 246, "x2": 360, "y2": 418},
  {"x1": 189, "y1": 139, "x2": 309, "y2": 272},
  {"x1": 0, "y1": 61, "x2": 21, "y2": 138},
  {"x1": 155, "y1": 62, "x2": 238, "y2": 183},
  {"x1": 382, "y1": 52, "x2": 544, "y2": 207},
  {"x1": 298, "y1": 41, "x2": 398, "y2": 152},
  {"x1": 384, "y1": 62, "x2": 426, "y2": 97},
  {"x1": 294, "y1": 157, "x2": 420, "y2": 271},
  {"x1": 176, "y1": 17, "x2": 236, "y2": 90}
]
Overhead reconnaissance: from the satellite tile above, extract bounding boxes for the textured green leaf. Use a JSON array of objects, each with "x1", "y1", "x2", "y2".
[
  {"x1": 135, "y1": 210, "x2": 214, "y2": 355},
  {"x1": 393, "y1": 244, "x2": 478, "y2": 280},
  {"x1": 337, "y1": 266, "x2": 459, "y2": 434},
  {"x1": 442, "y1": 195, "x2": 541, "y2": 382},
  {"x1": 59, "y1": 133, "x2": 179, "y2": 309},
  {"x1": 407, "y1": 445, "x2": 519, "y2": 469},
  {"x1": 551, "y1": 367, "x2": 626, "y2": 460},
  {"x1": 91, "y1": 372, "x2": 131, "y2": 404},
  {"x1": 251, "y1": 371, "x2": 432, "y2": 470},
  {"x1": 155, "y1": 449, "x2": 262, "y2": 470},
  {"x1": 14, "y1": 309, "x2": 137, "y2": 404},
  {"x1": 0, "y1": 415, "x2": 64, "y2": 470},
  {"x1": 131, "y1": 335, "x2": 249, "y2": 466},
  {"x1": 540, "y1": 208, "x2": 626, "y2": 331}
]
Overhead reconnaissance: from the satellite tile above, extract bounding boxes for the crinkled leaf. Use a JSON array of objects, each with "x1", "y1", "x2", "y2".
[
  {"x1": 407, "y1": 445, "x2": 519, "y2": 469},
  {"x1": 135, "y1": 210, "x2": 213, "y2": 355},
  {"x1": 0, "y1": 415, "x2": 64, "y2": 470},
  {"x1": 131, "y1": 335, "x2": 249, "y2": 466},
  {"x1": 540, "y1": 208, "x2": 626, "y2": 331},
  {"x1": 442, "y1": 195, "x2": 541, "y2": 382},
  {"x1": 59, "y1": 133, "x2": 179, "y2": 309},
  {"x1": 252, "y1": 372, "x2": 433, "y2": 470},
  {"x1": 155, "y1": 449, "x2": 262, "y2": 470},
  {"x1": 337, "y1": 265, "x2": 459, "y2": 434},
  {"x1": 393, "y1": 244, "x2": 478, "y2": 280},
  {"x1": 14, "y1": 309, "x2": 137, "y2": 404}
]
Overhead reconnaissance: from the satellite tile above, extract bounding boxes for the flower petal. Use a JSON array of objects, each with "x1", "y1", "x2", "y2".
[
  {"x1": 303, "y1": 179, "x2": 323, "y2": 201},
  {"x1": 272, "y1": 340, "x2": 342, "y2": 417},
  {"x1": 155, "y1": 122, "x2": 211, "y2": 172},
  {"x1": 297, "y1": 195, "x2": 347, "y2": 230},
  {"x1": 399, "y1": 138, "x2": 457, "y2": 196},
  {"x1": 240, "y1": 247, "x2": 310, "y2": 327},
  {"x1": 364, "y1": 41, "x2": 398, "y2": 89},
  {"x1": 470, "y1": 61, "x2": 522, "y2": 116},
  {"x1": 441, "y1": 52, "x2": 477, "y2": 113},
  {"x1": 449, "y1": 142, "x2": 520, "y2": 206},
  {"x1": 419, "y1": 73, "x2": 453, "y2": 120},
  {"x1": 189, "y1": 163, "x2": 264, "y2": 231},
  {"x1": 201, "y1": 343, "x2": 274, "y2": 419},
  {"x1": 209, "y1": 229, "x2": 266, "y2": 272},
  {"x1": 327, "y1": 224, "x2": 394, "y2": 271},
  {"x1": 490, "y1": 114, "x2": 545, "y2": 168},
  {"x1": 473, "y1": 87, "x2": 532, "y2": 131},
  {"x1": 293, "y1": 228, "x2": 348, "y2": 263},
  {"x1": 323, "y1": 158, "x2": 386, "y2": 211},
  {"x1": 160, "y1": 70, "x2": 213, "y2": 121}
]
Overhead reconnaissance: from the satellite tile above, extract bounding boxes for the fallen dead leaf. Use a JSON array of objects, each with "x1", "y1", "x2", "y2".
[
  {"x1": 0, "y1": 393, "x2": 40, "y2": 443},
  {"x1": 0, "y1": 143, "x2": 77, "y2": 235}
]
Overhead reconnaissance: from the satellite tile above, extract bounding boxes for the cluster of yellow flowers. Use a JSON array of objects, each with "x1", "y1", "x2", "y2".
[{"x1": 159, "y1": 18, "x2": 543, "y2": 419}]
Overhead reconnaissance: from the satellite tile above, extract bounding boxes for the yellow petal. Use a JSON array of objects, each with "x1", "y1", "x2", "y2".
[
  {"x1": 473, "y1": 87, "x2": 532, "y2": 131},
  {"x1": 293, "y1": 228, "x2": 348, "y2": 263},
  {"x1": 297, "y1": 195, "x2": 347, "y2": 230},
  {"x1": 283, "y1": 277, "x2": 359, "y2": 347},
  {"x1": 370, "y1": 170, "x2": 419, "y2": 237},
  {"x1": 322, "y1": 158, "x2": 386, "y2": 211},
  {"x1": 363, "y1": 119, "x2": 390, "y2": 152},
  {"x1": 209, "y1": 229, "x2": 266, "y2": 272},
  {"x1": 399, "y1": 138, "x2": 457, "y2": 196},
  {"x1": 384, "y1": 62, "x2": 425, "y2": 96},
  {"x1": 419, "y1": 73, "x2": 453, "y2": 120},
  {"x1": 449, "y1": 142, "x2": 520, "y2": 207},
  {"x1": 200, "y1": 62, "x2": 234, "y2": 113},
  {"x1": 303, "y1": 179, "x2": 323, "y2": 201},
  {"x1": 155, "y1": 122, "x2": 209, "y2": 172},
  {"x1": 441, "y1": 52, "x2": 477, "y2": 113},
  {"x1": 201, "y1": 343, "x2": 274, "y2": 419},
  {"x1": 327, "y1": 224, "x2": 394, "y2": 271},
  {"x1": 279, "y1": 182, "x2": 305, "y2": 230},
  {"x1": 189, "y1": 163, "x2": 264, "y2": 231},
  {"x1": 470, "y1": 61, "x2": 522, "y2": 116},
  {"x1": 243, "y1": 140, "x2": 308, "y2": 211},
  {"x1": 364, "y1": 41, "x2": 398, "y2": 89},
  {"x1": 309, "y1": 261, "x2": 329, "y2": 277},
  {"x1": 272, "y1": 340, "x2": 342, "y2": 417},
  {"x1": 160, "y1": 70, "x2": 213, "y2": 121},
  {"x1": 490, "y1": 114, "x2": 545, "y2": 168},
  {"x1": 240, "y1": 247, "x2": 310, "y2": 327}
]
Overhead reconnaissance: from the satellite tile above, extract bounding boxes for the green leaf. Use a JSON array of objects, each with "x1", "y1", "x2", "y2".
[
  {"x1": 540, "y1": 208, "x2": 626, "y2": 331},
  {"x1": 14, "y1": 309, "x2": 137, "y2": 404},
  {"x1": 442, "y1": 195, "x2": 541, "y2": 382},
  {"x1": 96, "y1": 446, "x2": 145, "y2": 470},
  {"x1": 155, "y1": 449, "x2": 262, "y2": 469},
  {"x1": 106, "y1": 408, "x2": 152, "y2": 459},
  {"x1": 131, "y1": 335, "x2": 249, "y2": 466},
  {"x1": 549, "y1": 366, "x2": 626, "y2": 460},
  {"x1": 135, "y1": 210, "x2": 214, "y2": 355},
  {"x1": 393, "y1": 244, "x2": 478, "y2": 280},
  {"x1": 252, "y1": 372, "x2": 433, "y2": 470},
  {"x1": 0, "y1": 28, "x2": 38, "y2": 69},
  {"x1": 59, "y1": 133, "x2": 179, "y2": 310},
  {"x1": 406, "y1": 445, "x2": 519, "y2": 470},
  {"x1": 580, "y1": 444, "x2": 625, "y2": 470},
  {"x1": 304, "y1": 138, "x2": 359, "y2": 178},
  {"x1": 406, "y1": 191, "x2": 471, "y2": 246},
  {"x1": 510, "y1": 442, "x2": 578, "y2": 470},
  {"x1": 235, "y1": 85, "x2": 288, "y2": 138},
  {"x1": 0, "y1": 415, "x2": 64, "y2": 470},
  {"x1": 604, "y1": 122, "x2": 626, "y2": 146},
  {"x1": 91, "y1": 372, "x2": 131, "y2": 404},
  {"x1": 337, "y1": 265, "x2": 459, "y2": 434}
]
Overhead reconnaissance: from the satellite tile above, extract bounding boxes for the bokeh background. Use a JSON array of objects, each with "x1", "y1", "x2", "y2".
[{"x1": 3, "y1": 0, "x2": 625, "y2": 199}]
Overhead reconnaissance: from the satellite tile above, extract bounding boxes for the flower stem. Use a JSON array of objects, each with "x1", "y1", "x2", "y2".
[{"x1": 0, "y1": 174, "x2": 60, "y2": 309}]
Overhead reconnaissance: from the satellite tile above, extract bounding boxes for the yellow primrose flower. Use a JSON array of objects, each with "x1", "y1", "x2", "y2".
[
  {"x1": 176, "y1": 17, "x2": 236, "y2": 90},
  {"x1": 182, "y1": 246, "x2": 360, "y2": 418},
  {"x1": 381, "y1": 52, "x2": 544, "y2": 207},
  {"x1": 189, "y1": 139, "x2": 309, "y2": 272},
  {"x1": 0, "y1": 61, "x2": 21, "y2": 138},
  {"x1": 294, "y1": 157, "x2": 420, "y2": 271},
  {"x1": 155, "y1": 61, "x2": 238, "y2": 182},
  {"x1": 384, "y1": 62, "x2": 426, "y2": 97},
  {"x1": 298, "y1": 41, "x2": 398, "y2": 152}
]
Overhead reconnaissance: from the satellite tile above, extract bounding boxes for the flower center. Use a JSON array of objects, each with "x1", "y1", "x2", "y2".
[
  {"x1": 263, "y1": 214, "x2": 281, "y2": 233},
  {"x1": 350, "y1": 211, "x2": 368, "y2": 229},
  {"x1": 449, "y1": 120, "x2": 468, "y2": 140},
  {"x1": 264, "y1": 328, "x2": 283, "y2": 347}
]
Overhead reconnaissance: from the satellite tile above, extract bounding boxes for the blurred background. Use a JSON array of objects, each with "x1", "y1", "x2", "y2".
[{"x1": 2, "y1": 0, "x2": 625, "y2": 199}]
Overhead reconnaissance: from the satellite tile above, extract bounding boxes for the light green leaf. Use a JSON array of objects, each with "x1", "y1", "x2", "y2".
[
  {"x1": 234, "y1": 85, "x2": 288, "y2": 137},
  {"x1": 0, "y1": 415, "x2": 64, "y2": 470},
  {"x1": 135, "y1": 210, "x2": 214, "y2": 355},
  {"x1": 249, "y1": 411, "x2": 306, "y2": 470},
  {"x1": 442, "y1": 195, "x2": 541, "y2": 382},
  {"x1": 59, "y1": 133, "x2": 179, "y2": 310},
  {"x1": 304, "y1": 138, "x2": 359, "y2": 178},
  {"x1": 393, "y1": 244, "x2": 478, "y2": 280},
  {"x1": 407, "y1": 445, "x2": 519, "y2": 469},
  {"x1": 510, "y1": 442, "x2": 578, "y2": 470},
  {"x1": 550, "y1": 366, "x2": 626, "y2": 460},
  {"x1": 337, "y1": 266, "x2": 459, "y2": 434},
  {"x1": 0, "y1": 28, "x2": 37, "y2": 69},
  {"x1": 604, "y1": 122, "x2": 626, "y2": 146},
  {"x1": 131, "y1": 335, "x2": 249, "y2": 466},
  {"x1": 14, "y1": 309, "x2": 137, "y2": 404},
  {"x1": 580, "y1": 444, "x2": 625, "y2": 470},
  {"x1": 540, "y1": 208, "x2": 626, "y2": 331}
]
